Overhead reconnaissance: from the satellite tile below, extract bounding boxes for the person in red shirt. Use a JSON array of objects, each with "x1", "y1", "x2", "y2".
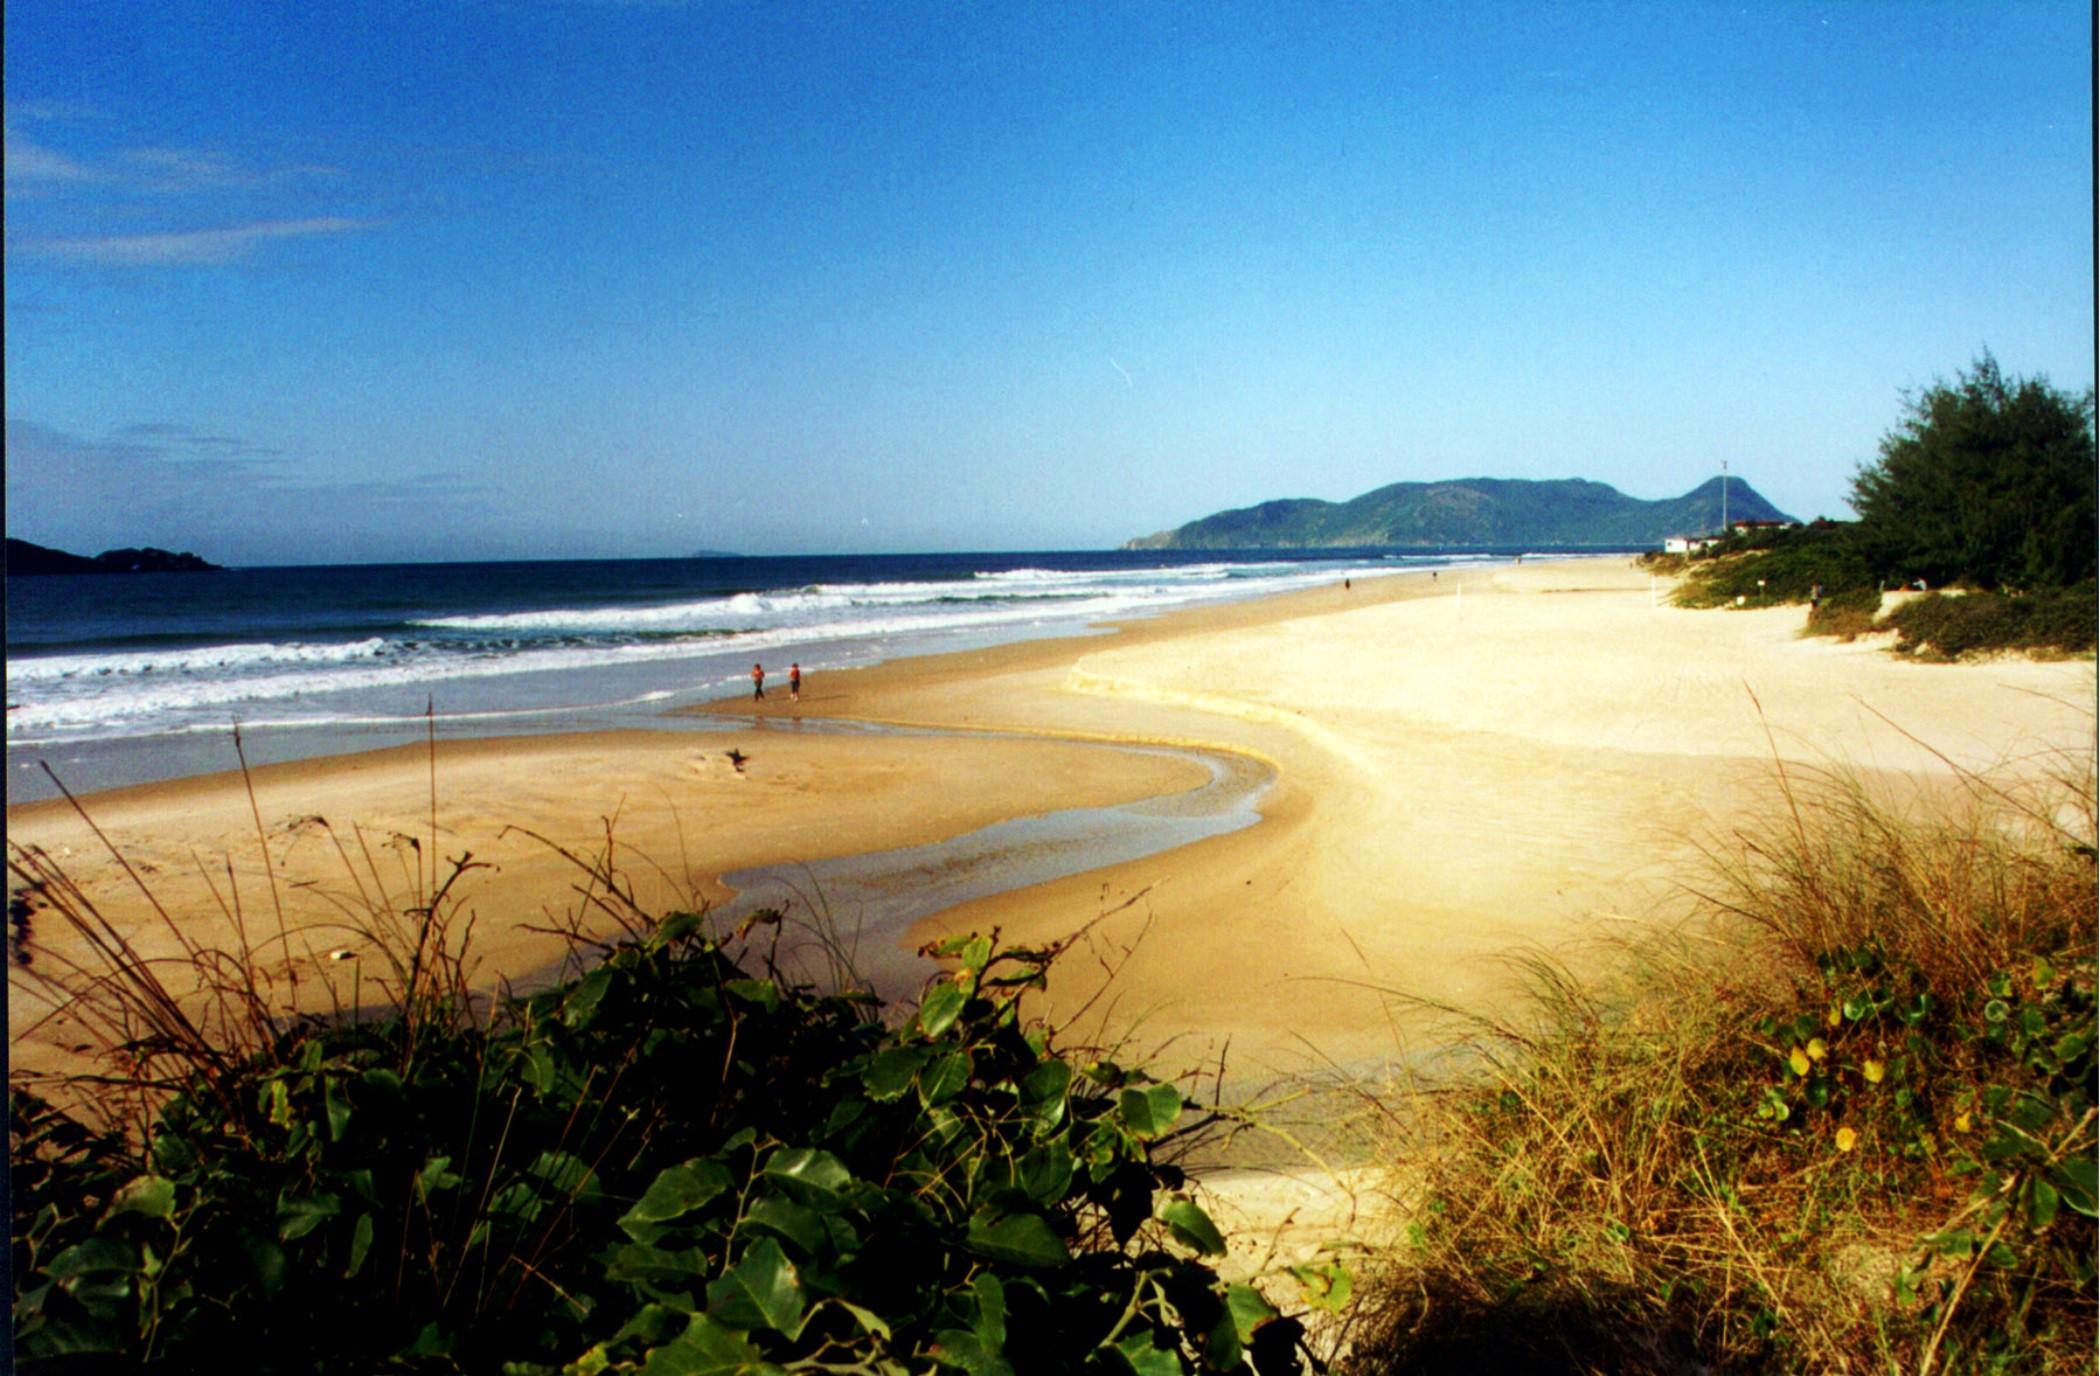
[
  {"x1": 751, "y1": 664, "x2": 765, "y2": 700},
  {"x1": 789, "y1": 663, "x2": 802, "y2": 702}
]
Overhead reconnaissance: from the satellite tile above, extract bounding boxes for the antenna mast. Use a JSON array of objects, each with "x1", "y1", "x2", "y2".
[{"x1": 1720, "y1": 460, "x2": 1729, "y2": 534}]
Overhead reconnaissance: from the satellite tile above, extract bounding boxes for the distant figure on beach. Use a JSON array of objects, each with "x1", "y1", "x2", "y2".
[
  {"x1": 1432, "y1": 570, "x2": 1438, "y2": 581},
  {"x1": 789, "y1": 663, "x2": 802, "y2": 702},
  {"x1": 751, "y1": 664, "x2": 765, "y2": 700},
  {"x1": 1344, "y1": 578, "x2": 1351, "y2": 591},
  {"x1": 1810, "y1": 582, "x2": 1824, "y2": 611}
]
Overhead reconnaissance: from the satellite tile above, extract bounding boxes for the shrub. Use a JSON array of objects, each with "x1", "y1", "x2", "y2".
[
  {"x1": 1886, "y1": 583, "x2": 2098, "y2": 658},
  {"x1": 1673, "y1": 526, "x2": 1875, "y2": 610},
  {"x1": 9, "y1": 837, "x2": 1332, "y2": 1374}
]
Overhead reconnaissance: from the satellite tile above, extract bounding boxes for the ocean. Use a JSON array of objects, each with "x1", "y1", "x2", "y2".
[{"x1": 6, "y1": 547, "x2": 1521, "y2": 803}]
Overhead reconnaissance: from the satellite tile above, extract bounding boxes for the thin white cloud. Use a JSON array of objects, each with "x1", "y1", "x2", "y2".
[
  {"x1": 3, "y1": 129, "x2": 105, "y2": 186},
  {"x1": 28, "y1": 216, "x2": 379, "y2": 266},
  {"x1": 117, "y1": 145, "x2": 342, "y2": 192}
]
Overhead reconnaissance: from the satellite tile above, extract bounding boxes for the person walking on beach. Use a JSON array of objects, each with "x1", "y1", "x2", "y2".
[
  {"x1": 751, "y1": 664, "x2": 765, "y2": 700},
  {"x1": 789, "y1": 663, "x2": 802, "y2": 702}
]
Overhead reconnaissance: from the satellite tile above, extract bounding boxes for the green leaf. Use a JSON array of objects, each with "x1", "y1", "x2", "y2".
[
  {"x1": 151, "y1": 1133, "x2": 198, "y2": 1175},
  {"x1": 606, "y1": 1243, "x2": 715, "y2": 1285},
  {"x1": 972, "y1": 1272, "x2": 1007, "y2": 1350},
  {"x1": 2029, "y1": 1178, "x2": 2062, "y2": 1229},
  {"x1": 919, "y1": 1050, "x2": 974, "y2": 1106},
  {"x1": 1203, "y1": 1311, "x2": 1244, "y2": 1371},
  {"x1": 277, "y1": 1191, "x2": 342, "y2": 1242},
  {"x1": 640, "y1": 1313, "x2": 768, "y2": 1376},
  {"x1": 725, "y1": 978, "x2": 781, "y2": 1013},
  {"x1": 1019, "y1": 1060, "x2": 1072, "y2": 1134},
  {"x1": 262, "y1": 1078, "x2": 292, "y2": 1129},
  {"x1": 763, "y1": 1148, "x2": 853, "y2": 1199},
  {"x1": 744, "y1": 1196, "x2": 827, "y2": 1258},
  {"x1": 1018, "y1": 1142, "x2": 1075, "y2": 1205},
  {"x1": 1288, "y1": 1263, "x2": 1353, "y2": 1313},
  {"x1": 1117, "y1": 1084, "x2": 1183, "y2": 1139},
  {"x1": 706, "y1": 1236, "x2": 806, "y2": 1335},
  {"x1": 965, "y1": 1208, "x2": 1070, "y2": 1267},
  {"x1": 345, "y1": 1213, "x2": 375, "y2": 1279},
  {"x1": 622, "y1": 1160, "x2": 734, "y2": 1237},
  {"x1": 563, "y1": 968, "x2": 614, "y2": 1028},
  {"x1": 2048, "y1": 1157, "x2": 2098, "y2": 1217},
  {"x1": 959, "y1": 934, "x2": 993, "y2": 973},
  {"x1": 324, "y1": 1074, "x2": 352, "y2": 1141},
  {"x1": 107, "y1": 1175, "x2": 176, "y2": 1221},
  {"x1": 530, "y1": 1150, "x2": 599, "y2": 1202},
  {"x1": 416, "y1": 1155, "x2": 463, "y2": 1202},
  {"x1": 862, "y1": 1046, "x2": 931, "y2": 1101},
  {"x1": 933, "y1": 1329, "x2": 1015, "y2": 1376},
  {"x1": 652, "y1": 909, "x2": 707, "y2": 949},
  {"x1": 44, "y1": 1237, "x2": 140, "y2": 1279},
  {"x1": 1158, "y1": 1197, "x2": 1226, "y2": 1256},
  {"x1": 1112, "y1": 1332, "x2": 1182, "y2": 1376},
  {"x1": 615, "y1": 1304, "x2": 691, "y2": 1349},
  {"x1": 1224, "y1": 1283, "x2": 1280, "y2": 1342},
  {"x1": 918, "y1": 981, "x2": 968, "y2": 1038},
  {"x1": 832, "y1": 1299, "x2": 892, "y2": 1341}
]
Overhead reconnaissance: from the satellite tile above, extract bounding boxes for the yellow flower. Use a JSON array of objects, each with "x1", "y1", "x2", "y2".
[
  {"x1": 1806, "y1": 1038, "x2": 1829, "y2": 1063},
  {"x1": 1835, "y1": 1126, "x2": 1858, "y2": 1152},
  {"x1": 1788, "y1": 1046, "x2": 1812, "y2": 1076},
  {"x1": 1826, "y1": 1005, "x2": 1843, "y2": 1028},
  {"x1": 1955, "y1": 1112, "x2": 1973, "y2": 1133},
  {"x1": 1863, "y1": 1059, "x2": 1886, "y2": 1084}
]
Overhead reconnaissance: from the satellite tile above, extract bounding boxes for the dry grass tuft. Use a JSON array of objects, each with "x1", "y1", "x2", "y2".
[{"x1": 1347, "y1": 746, "x2": 2097, "y2": 1374}]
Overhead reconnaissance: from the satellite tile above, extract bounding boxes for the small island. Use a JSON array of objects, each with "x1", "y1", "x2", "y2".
[{"x1": 5, "y1": 538, "x2": 222, "y2": 575}]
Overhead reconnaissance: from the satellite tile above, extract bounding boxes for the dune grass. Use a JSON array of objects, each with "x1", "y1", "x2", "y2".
[{"x1": 1346, "y1": 746, "x2": 2097, "y2": 1374}]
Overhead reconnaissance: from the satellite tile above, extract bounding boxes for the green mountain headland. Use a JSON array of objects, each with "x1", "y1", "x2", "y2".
[{"x1": 1126, "y1": 476, "x2": 1794, "y2": 550}]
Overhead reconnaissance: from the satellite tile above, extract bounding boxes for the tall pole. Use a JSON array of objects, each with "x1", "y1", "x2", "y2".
[{"x1": 1721, "y1": 460, "x2": 1729, "y2": 534}]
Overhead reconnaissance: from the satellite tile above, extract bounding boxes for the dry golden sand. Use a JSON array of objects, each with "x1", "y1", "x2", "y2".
[
  {"x1": 9, "y1": 559, "x2": 2091, "y2": 1218},
  {"x1": 707, "y1": 559, "x2": 2093, "y2": 1081}
]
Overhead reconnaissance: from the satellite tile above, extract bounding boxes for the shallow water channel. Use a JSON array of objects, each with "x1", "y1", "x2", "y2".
[{"x1": 708, "y1": 736, "x2": 1274, "y2": 1004}]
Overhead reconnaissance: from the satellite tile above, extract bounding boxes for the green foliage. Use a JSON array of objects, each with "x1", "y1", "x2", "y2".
[
  {"x1": 1671, "y1": 522, "x2": 1874, "y2": 608},
  {"x1": 1885, "y1": 584, "x2": 2099, "y2": 659},
  {"x1": 12, "y1": 921, "x2": 1325, "y2": 1374},
  {"x1": 1851, "y1": 353, "x2": 2097, "y2": 592}
]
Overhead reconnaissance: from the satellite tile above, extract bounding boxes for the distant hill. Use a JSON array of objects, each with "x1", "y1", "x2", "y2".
[
  {"x1": 6, "y1": 538, "x2": 222, "y2": 575},
  {"x1": 1126, "y1": 476, "x2": 1794, "y2": 550}
]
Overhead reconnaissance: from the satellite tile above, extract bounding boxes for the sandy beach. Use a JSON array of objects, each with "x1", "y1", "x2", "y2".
[{"x1": 10, "y1": 558, "x2": 2092, "y2": 1093}]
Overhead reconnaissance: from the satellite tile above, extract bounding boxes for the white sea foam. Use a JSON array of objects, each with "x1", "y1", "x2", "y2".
[
  {"x1": 5, "y1": 637, "x2": 395, "y2": 684},
  {"x1": 5, "y1": 557, "x2": 1427, "y2": 743}
]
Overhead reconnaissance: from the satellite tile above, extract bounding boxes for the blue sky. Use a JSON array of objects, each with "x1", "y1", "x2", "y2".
[{"x1": 5, "y1": 2, "x2": 2092, "y2": 564}]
